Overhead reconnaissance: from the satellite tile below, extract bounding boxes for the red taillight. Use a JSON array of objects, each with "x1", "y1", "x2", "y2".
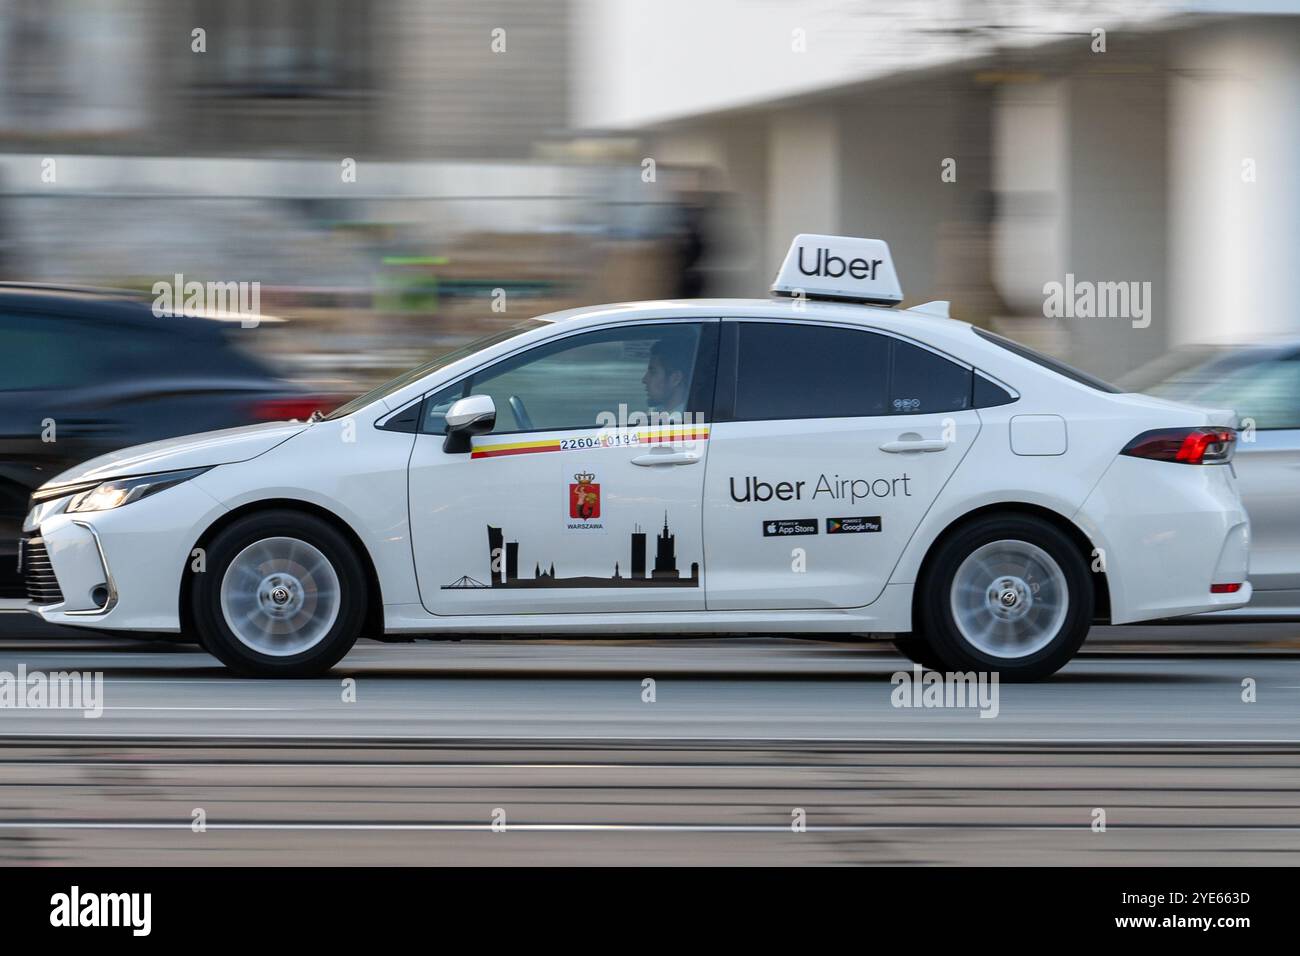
[
  {"x1": 1121, "y1": 427, "x2": 1236, "y2": 465},
  {"x1": 1210, "y1": 583, "x2": 1243, "y2": 594},
  {"x1": 249, "y1": 397, "x2": 336, "y2": 422}
]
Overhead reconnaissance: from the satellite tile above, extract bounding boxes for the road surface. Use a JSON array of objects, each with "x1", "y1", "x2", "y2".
[{"x1": 0, "y1": 610, "x2": 1297, "y2": 864}]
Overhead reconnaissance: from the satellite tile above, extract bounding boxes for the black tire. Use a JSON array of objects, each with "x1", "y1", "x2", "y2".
[
  {"x1": 191, "y1": 510, "x2": 366, "y2": 677},
  {"x1": 892, "y1": 633, "x2": 946, "y2": 671},
  {"x1": 917, "y1": 514, "x2": 1093, "y2": 682}
]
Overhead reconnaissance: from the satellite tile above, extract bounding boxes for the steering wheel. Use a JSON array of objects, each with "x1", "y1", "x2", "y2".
[{"x1": 508, "y1": 395, "x2": 534, "y2": 432}]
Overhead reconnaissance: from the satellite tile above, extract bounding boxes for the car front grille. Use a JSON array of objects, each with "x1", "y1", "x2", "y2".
[{"x1": 22, "y1": 536, "x2": 64, "y2": 605}]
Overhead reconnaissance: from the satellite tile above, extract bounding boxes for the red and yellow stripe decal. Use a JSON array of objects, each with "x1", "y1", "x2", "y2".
[
  {"x1": 470, "y1": 436, "x2": 565, "y2": 460},
  {"x1": 471, "y1": 424, "x2": 710, "y2": 460}
]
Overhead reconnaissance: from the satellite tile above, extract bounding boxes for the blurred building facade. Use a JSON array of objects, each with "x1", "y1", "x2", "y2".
[
  {"x1": 0, "y1": 0, "x2": 567, "y2": 159},
  {"x1": 0, "y1": 0, "x2": 669, "y2": 388},
  {"x1": 0, "y1": 0, "x2": 579, "y2": 294},
  {"x1": 5, "y1": 1, "x2": 1298, "y2": 385},
  {"x1": 575, "y1": 0, "x2": 1300, "y2": 381}
]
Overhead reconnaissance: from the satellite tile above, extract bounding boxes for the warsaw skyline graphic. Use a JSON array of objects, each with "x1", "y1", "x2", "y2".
[{"x1": 443, "y1": 513, "x2": 700, "y2": 589}]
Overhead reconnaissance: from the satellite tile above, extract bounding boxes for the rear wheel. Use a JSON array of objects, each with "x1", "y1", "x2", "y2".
[
  {"x1": 191, "y1": 511, "x2": 366, "y2": 677},
  {"x1": 917, "y1": 515, "x2": 1093, "y2": 681}
]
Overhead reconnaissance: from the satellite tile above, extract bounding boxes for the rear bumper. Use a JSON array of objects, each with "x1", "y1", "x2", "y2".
[{"x1": 1076, "y1": 456, "x2": 1252, "y2": 624}]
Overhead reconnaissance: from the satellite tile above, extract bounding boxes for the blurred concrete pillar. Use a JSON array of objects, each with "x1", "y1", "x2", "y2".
[
  {"x1": 1063, "y1": 68, "x2": 1169, "y2": 379},
  {"x1": 837, "y1": 84, "x2": 989, "y2": 313},
  {"x1": 992, "y1": 64, "x2": 1170, "y2": 379},
  {"x1": 1169, "y1": 19, "x2": 1300, "y2": 345},
  {"x1": 991, "y1": 79, "x2": 1068, "y2": 316},
  {"x1": 766, "y1": 107, "x2": 840, "y2": 277}
]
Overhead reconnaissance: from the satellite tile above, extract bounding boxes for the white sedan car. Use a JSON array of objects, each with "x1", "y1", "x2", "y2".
[{"x1": 22, "y1": 236, "x2": 1251, "y2": 680}]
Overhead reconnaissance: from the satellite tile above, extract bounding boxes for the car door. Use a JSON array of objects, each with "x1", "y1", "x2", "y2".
[
  {"x1": 409, "y1": 319, "x2": 718, "y2": 615},
  {"x1": 702, "y1": 319, "x2": 980, "y2": 610}
]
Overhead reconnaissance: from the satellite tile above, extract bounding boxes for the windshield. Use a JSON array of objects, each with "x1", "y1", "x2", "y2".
[{"x1": 323, "y1": 320, "x2": 547, "y2": 421}]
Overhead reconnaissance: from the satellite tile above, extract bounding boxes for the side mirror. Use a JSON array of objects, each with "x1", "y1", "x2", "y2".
[{"x1": 442, "y1": 394, "x2": 496, "y2": 454}]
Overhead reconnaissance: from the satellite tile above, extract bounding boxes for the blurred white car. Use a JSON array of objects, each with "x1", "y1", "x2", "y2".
[
  {"x1": 1125, "y1": 339, "x2": 1300, "y2": 617},
  {"x1": 22, "y1": 236, "x2": 1252, "y2": 680}
]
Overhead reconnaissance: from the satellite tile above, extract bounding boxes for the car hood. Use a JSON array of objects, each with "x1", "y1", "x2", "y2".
[{"x1": 42, "y1": 421, "x2": 308, "y2": 489}]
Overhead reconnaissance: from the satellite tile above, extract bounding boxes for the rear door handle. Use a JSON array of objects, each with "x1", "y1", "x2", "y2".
[
  {"x1": 879, "y1": 439, "x2": 950, "y2": 454},
  {"x1": 631, "y1": 451, "x2": 701, "y2": 466}
]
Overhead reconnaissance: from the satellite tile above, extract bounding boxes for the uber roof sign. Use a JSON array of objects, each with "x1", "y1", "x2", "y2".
[{"x1": 770, "y1": 234, "x2": 903, "y2": 306}]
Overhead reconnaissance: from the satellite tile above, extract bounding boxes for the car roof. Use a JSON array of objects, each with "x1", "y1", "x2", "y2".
[
  {"x1": 537, "y1": 297, "x2": 972, "y2": 340},
  {"x1": 0, "y1": 286, "x2": 269, "y2": 336},
  {"x1": 374, "y1": 296, "x2": 987, "y2": 416}
]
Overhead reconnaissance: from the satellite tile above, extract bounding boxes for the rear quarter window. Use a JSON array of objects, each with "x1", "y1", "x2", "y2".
[
  {"x1": 889, "y1": 339, "x2": 972, "y2": 415},
  {"x1": 973, "y1": 373, "x2": 1017, "y2": 408}
]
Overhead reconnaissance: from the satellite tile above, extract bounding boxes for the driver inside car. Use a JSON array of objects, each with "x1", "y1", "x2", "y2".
[{"x1": 642, "y1": 337, "x2": 693, "y2": 417}]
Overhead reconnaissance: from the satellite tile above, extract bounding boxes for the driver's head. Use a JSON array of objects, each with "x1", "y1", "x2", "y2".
[{"x1": 643, "y1": 338, "x2": 692, "y2": 411}]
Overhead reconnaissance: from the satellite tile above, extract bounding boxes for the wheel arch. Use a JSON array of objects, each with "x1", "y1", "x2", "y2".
[
  {"x1": 909, "y1": 502, "x2": 1111, "y2": 627},
  {"x1": 180, "y1": 497, "x2": 385, "y2": 641}
]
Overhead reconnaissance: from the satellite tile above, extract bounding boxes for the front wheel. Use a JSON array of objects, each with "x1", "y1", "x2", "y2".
[
  {"x1": 917, "y1": 515, "x2": 1093, "y2": 681},
  {"x1": 191, "y1": 511, "x2": 366, "y2": 677}
]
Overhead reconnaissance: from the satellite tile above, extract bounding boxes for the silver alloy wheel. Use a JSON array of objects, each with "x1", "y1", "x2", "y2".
[
  {"x1": 219, "y1": 536, "x2": 341, "y2": 657},
  {"x1": 948, "y1": 539, "x2": 1069, "y2": 659}
]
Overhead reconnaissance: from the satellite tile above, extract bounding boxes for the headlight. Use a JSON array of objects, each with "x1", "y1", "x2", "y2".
[{"x1": 66, "y1": 468, "x2": 209, "y2": 514}]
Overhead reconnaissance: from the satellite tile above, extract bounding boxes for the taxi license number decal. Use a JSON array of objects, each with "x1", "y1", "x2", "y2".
[{"x1": 471, "y1": 424, "x2": 708, "y2": 460}]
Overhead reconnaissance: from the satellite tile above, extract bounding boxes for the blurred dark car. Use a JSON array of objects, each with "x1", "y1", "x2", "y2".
[
  {"x1": 1122, "y1": 339, "x2": 1300, "y2": 617},
  {"x1": 0, "y1": 286, "x2": 337, "y2": 596}
]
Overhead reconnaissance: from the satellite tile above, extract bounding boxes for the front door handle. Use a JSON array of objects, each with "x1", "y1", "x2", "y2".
[
  {"x1": 880, "y1": 438, "x2": 950, "y2": 454},
  {"x1": 631, "y1": 451, "x2": 701, "y2": 466}
]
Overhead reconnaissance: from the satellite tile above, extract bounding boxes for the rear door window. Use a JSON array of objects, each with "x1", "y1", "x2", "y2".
[
  {"x1": 729, "y1": 322, "x2": 891, "y2": 420},
  {"x1": 725, "y1": 321, "x2": 972, "y2": 420}
]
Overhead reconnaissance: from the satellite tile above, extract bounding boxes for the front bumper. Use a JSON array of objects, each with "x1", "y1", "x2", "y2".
[{"x1": 23, "y1": 481, "x2": 226, "y2": 632}]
